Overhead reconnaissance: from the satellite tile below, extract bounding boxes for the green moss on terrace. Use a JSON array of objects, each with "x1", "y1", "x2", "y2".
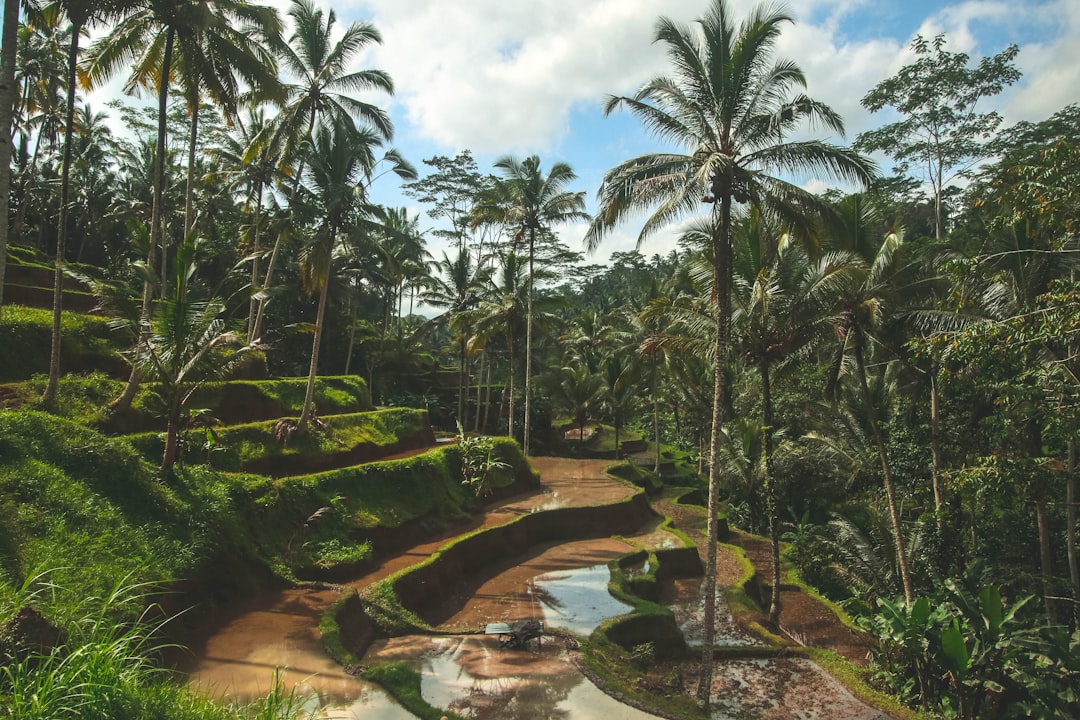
[
  {"x1": 122, "y1": 407, "x2": 431, "y2": 472},
  {"x1": 0, "y1": 306, "x2": 125, "y2": 383}
]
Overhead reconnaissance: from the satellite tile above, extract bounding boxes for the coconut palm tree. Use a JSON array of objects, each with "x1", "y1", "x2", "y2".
[
  {"x1": 583, "y1": 0, "x2": 875, "y2": 703},
  {"x1": 41, "y1": 0, "x2": 130, "y2": 406},
  {"x1": 291, "y1": 121, "x2": 414, "y2": 433},
  {"x1": 250, "y1": 0, "x2": 392, "y2": 342},
  {"x1": 83, "y1": 0, "x2": 282, "y2": 410},
  {"x1": 486, "y1": 155, "x2": 588, "y2": 455}
]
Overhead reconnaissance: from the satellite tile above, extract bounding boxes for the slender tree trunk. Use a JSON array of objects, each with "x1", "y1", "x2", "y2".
[
  {"x1": 42, "y1": 22, "x2": 82, "y2": 406},
  {"x1": 506, "y1": 345, "x2": 516, "y2": 441},
  {"x1": 247, "y1": 183, "x2": 264, "y2": 340},
  {"x1": 697, "y1": 193, "x2": 732, "y2": 709},
  {"x1": 344, "y1": 289, "x2": 357, "y2": 375},
  {"x1": 653, "y1": 371, "x2": 661, "y2": 474},
  {"x1": 483, "y1": 360, "x2": 492, "y2": 434},
  {"x1": 523, "y1": 230, "x2": 535, "y2": 455},
  {"x1": 473, "y1": 350, "x2": 484, "y2": 433},
  {"x1": 161, "y1": 413, "x2": 180, "y2": 474},
  {"x1": 457, "y1": 332, "x2": 467, "y2": 425},
  {"x1": 114, "y1": 28, "x2": 175, "y2": 412},
  {"x1": 0, "y1": 0, "x2": 18, "y2": 318},
  {"x1": 762, "y1": 363, "x2": 781, "y2": 623},
  {"x1": 931, "y1": 369, "x2": 945, "y2": 530},
  {"x1": 184, "y1": 97, "x2": 199, "y2": 238},
  {"x1": 855, "y1": 342, "x2": 914, "y2": 604},
  {"x1": 298, "y1": 259, "x2": 331, "y2": 432},
  {"x1": 1035, "y1": 489, "x2": 1059, "y2": 623},
  {"x1": 253, "y1": 111, "x2": 316, "y2": 339},
  {"x1": 1068, "y1": 438, "x2": 1079, "y2": 628}
]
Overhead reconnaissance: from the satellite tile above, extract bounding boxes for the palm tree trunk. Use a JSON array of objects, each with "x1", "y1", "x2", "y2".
[
  {"x1": 344, "y1": 288, "x2": 357, "y2": 375},
  {"x1": 931, "y1": 369, "x2": 945, "y2": 530},
  {"x1": 697, "y1": 193, "x2": 732, "y2": 709},
  {"x1": 473, "y1": 350, "x2": 485, "y2": 433},
  {"x1": 507, "y1": 340, "x2": 516, "y2": 441},
  {"x1": 0, "y1": 0, "x2": 18, "y2": 318},
  {"x1": 114, "y1": 27, "x2": 175, "y2": 412},
  {"x1": 247, "y1": 182, "x2": 264, "y2": 341},
  {"x1": 854, "y1": 341, "x2": 914, "y2": 604},
  {"x1": 653, "y1": 373, "x2": 661, "y2": 474},
  {"x1": 162, "y1": 413, "x2": 181, "y2": 474},
  {"x1": 253, "y1": 111, "x2": 316, "y2": 339},
  {"x1": 184, "y1": 97, "x2": 199, "y2": 238},
  {"x1": 42, "y1": 21, "x2": 82, "y2": 406},
  {"x1": 298, "y1": 260, "x2": 331, "y2": 432},
  {"x1": 523, "y1": 230, "x2": 535, "y2": 455},
  {"x1": 762, "y1": 363, "x2": 781, "y2": 623},
  {"x1": 457, "y1": 333, "x2": 467, "y2": 425},
  {"x1": 1068, "y1": 438, "x2": 1079, "y2": 627},
  {"x1": 483, "y1": 360, "x2": 493, "y2": 433}
]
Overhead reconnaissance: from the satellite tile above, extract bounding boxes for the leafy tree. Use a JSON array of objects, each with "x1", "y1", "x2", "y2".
[
  {"x1": 584, "y1": 0, "x2": 874, "y2": 702},
  {"x1": 856, "y1": 33, "x2": 1021, "y2": 239},
  {"x1": 402, "y1": 150, "x2": 495, "y2": 258}
]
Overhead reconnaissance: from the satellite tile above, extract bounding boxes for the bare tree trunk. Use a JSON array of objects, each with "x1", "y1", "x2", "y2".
[
  {"x1": 483, "y1": 360, "x2": 492, "y2": 434},
  {"x1": 247, "y1": 183, "x2": 264, "y2": 340},
  {"x1": 298, "y1": 261, "x2": 331, "y2": 432},
  {"x1": 931, "y1": 369, "x2": 945, "y2": 530},
  {"x1": 1068, "y1": 439, "x2": 1079, "y2": 628},
  {"x1": 473, "y1": 350, "x2": 484, "y2": 433},
  {"x1": 855, "y1": 343, "x2": 914, "y2": 604},
  {"x1": 184, "y1": 98, "x2": 199, "y2": 238},
  {"x1": 523, "y1": 230, "x2": 535, "y2": 455},
  {"x1": 762, "y1": 363, "x2": 781, "y2": 623},
  {"x1": 1035, "y1": 490, "x2": 1059, "y2": 623},
  {"x1": 43, "y1": 21, "x2": 83, "y2": 405},
  {"x1": 653, "y1": 372, "x2": 661, "y2": 474},
  {"x1": 697, "y1": 193, "x2": 732, "y2": 709},
  {"x1": 0, "y1": 0, "x2": 18, "y2": 319},
  {"x1": 114, "y1": 28, "x2": 175, "y2": 412},
  {"x1": 507, "y1": 342, "x2": 516, "y2": 442}
]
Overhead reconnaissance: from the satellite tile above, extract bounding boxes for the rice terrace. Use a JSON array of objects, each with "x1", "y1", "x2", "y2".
[{"x1": 1, "y1": 0, "x2": 1078, "y2": 719}]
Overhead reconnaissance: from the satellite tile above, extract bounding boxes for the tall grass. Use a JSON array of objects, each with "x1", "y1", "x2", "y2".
[{"x1": 0, "y1": 574, "x2": 313, "y2": 720}]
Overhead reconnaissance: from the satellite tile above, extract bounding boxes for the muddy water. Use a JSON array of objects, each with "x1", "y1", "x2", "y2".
[{"x1": 667, "y1": 577, "x2": 760, "y2": 647}]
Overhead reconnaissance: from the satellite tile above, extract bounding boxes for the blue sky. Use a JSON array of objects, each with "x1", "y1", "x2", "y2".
[{"x1": 90, "y1": 1, "x2": 1080, "y2": 263}]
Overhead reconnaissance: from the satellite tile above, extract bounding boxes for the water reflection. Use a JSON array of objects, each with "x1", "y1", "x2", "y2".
[
  {"x1": 530, "y1": 564, "x2": 633, "y2": 636},
  {"x1": 366, "y1": 635, "x2": 662, "y2": 720}
]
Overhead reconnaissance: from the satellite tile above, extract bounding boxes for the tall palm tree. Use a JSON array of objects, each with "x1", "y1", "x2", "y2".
[
  {"x1": 0, "y1": 0, "x2": 24, "y2": 316},
  {"x1": 42, "y1": 0, "x2": 129, "y2": 406},
  {"x1": 293, "y1": 121, "x2": 414, "y2": 433},
  {"x1": 206, "y1": 107, "x2": 282, "y2": 340},
  {"x1": 583, "y1": 0, "x2": 874, "y2": 703},
  {"x1": 487, "y1": 155, "x2": 588, "y2": 455},
  {"x1": 83, "y1": 0, "x2": 282, "y2": 409},
  {"x1": 251, "y1": 0, "x2": 392, "y2": 341},
  {"x1": 421, "y1": 249, "x2": 492, "y2": 426}
]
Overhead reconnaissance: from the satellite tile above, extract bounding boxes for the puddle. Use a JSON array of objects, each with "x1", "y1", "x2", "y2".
[
  {"x1": 530, "y1": 563, "x2": 633, "y2": 636},
  {"x1": 667, "y1": 577, "x2": 760, "y2": 647},
  {"x1": 366, "y1": 635, "x2": 662, "y2": 720},
  {"x1": 707, "y1": 658, "x2": 891, "y2": 720}
]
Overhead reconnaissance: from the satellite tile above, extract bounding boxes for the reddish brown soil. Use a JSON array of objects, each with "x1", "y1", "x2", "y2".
[{"x1": 729, "y1": 530, "x2": 872, "y2": 665}]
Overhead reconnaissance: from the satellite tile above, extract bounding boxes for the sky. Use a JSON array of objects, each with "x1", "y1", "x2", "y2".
[{"x1": 90, "y1": 0, "x2": 1080, "y2": 265}]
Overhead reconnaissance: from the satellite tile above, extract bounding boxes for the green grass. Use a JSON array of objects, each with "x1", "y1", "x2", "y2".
[
  {"x1": 122, "y1": 407, "x2": 428, "y2": 470},
  {"x1": 0, "y1": 306, "x2": 124, "y2": 383}
]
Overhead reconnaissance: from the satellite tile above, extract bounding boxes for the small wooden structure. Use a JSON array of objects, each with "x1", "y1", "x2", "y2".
[{"x1": 485, "y1": 619, "x2": 544, "y2": 649}]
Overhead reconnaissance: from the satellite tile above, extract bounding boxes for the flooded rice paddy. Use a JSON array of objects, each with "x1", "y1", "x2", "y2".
[{"x1": 181, "y1": 457, "x2": 892, "y2": 719}]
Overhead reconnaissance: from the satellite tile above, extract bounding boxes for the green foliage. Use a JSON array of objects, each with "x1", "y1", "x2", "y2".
[
  {"x1": 455, "y1": 422, "x2": 509, "y2": 497},
  {"x1": 0, "y1": 306, "x2": 123, "y2": 383},
  {"x1": 0, "y1": 576, "x2": 310, "y2": 720},
  {"x1": 859, "y1": 580, "x2": 1077, "y2": 719}
]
